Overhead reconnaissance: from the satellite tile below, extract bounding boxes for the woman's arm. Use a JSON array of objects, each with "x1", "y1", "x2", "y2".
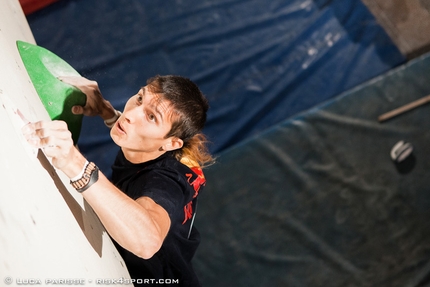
[
  {"x1": 81, "y1": 169, "x2": 171, "y2": 259},
  {"x1": 22, "y1": 120, "x2": 170, "y2": 259}
]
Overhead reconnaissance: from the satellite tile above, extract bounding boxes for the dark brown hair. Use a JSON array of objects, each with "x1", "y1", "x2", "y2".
[{"x1": 147, "y1": 75, "x2": 214, "y2": 167}]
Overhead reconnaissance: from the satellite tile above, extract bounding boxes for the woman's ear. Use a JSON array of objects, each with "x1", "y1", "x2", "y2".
[{"x1": 163, "y1": 137, "x2": 183, "y2": 151}]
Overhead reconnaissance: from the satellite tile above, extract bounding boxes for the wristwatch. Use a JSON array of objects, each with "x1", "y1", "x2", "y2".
[{"x1": 70, "y1": 162, "x2": 99, "y2": 193}]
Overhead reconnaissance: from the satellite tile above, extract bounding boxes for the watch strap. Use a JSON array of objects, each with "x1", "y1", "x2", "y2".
[{"x1": 70, "y1": 162, "x2": 99, "y2": 193}]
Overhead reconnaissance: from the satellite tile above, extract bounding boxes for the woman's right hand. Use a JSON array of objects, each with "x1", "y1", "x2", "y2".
[
  {"x1": 22, "y1": 120, "x2": 85, "y2": 176},
  {"x1": 58, "y1": 76, "x2": 116, "y2": 120}
]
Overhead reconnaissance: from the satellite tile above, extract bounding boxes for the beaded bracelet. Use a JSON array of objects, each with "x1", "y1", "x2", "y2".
[
  {"x1": 70, "y1": 161, "x2": 99, "y2": 193},
  {"x1": 104, "y1": 110, "x2": 122, "y2": 128}
]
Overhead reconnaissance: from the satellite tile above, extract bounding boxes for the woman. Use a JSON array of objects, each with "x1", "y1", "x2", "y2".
[{"x1": 22, "y1": 75, "x2": 214, "y2": 286}]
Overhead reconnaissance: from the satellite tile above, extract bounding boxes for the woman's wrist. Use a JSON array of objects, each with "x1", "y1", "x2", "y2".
[
  {"x1": 104, "y1": 110, "x2": 122, "y2": 128},
  {"x1": 70, "y1": 162, "x2": 99, "y2": 193},
  {"x1": 100, "y1": 100, "x2": 117, "y2": 121},
  {"x1": 61, "y1": 148, "x2": 99, "y2": 193},
  {"x1": 70, "y1": 160, "x2": 89, "y2": 181},
  {"x1": 61, "y1": 149, "x2": 89, "y2": 180}
]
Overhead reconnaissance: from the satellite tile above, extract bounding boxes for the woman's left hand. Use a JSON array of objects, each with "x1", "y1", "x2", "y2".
[{"x1": 58, "y1": 76, "x2": 116, "y2": 120}]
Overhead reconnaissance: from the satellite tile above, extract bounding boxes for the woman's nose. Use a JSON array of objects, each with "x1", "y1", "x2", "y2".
[{"x1": 123, "y1": 106, "x2": 140, "y2": 124}]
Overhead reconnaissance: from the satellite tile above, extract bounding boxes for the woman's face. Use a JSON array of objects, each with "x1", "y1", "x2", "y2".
[{"x1": 110, "y1": 86, "x2": 182, "y2": 163}]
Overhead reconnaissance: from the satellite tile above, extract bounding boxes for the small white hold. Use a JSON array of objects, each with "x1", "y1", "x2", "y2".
[{"x1": 390, "y1": 140, "x2": 413, "y2": 163}]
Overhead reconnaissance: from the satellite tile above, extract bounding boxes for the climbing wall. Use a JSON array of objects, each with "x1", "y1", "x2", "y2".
[{"x1": 0, "y1": 0, "x2": 130, "y2": 285}]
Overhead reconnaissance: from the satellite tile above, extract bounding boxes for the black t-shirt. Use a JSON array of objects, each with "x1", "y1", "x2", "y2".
[{"x1": 111, "y1": 150, "x2": 205, "y2": 286}]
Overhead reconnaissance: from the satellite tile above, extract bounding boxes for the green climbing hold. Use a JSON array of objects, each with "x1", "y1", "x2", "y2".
[{"x1": 17, "y1": 40, "x2": 86, "y2": 144}]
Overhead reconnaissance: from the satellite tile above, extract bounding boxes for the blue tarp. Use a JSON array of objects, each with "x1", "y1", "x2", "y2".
[
  {"x1": 26, "y1": 0, "x2": 405, "y2": 177},
  {"x1": 194, "y1": 53, "x2": 430, "y2": 286}
]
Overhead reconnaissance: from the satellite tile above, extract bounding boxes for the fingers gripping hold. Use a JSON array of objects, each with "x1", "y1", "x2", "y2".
[{"x1": 22, "y1": 120, "x2": 74, "y2": 168}]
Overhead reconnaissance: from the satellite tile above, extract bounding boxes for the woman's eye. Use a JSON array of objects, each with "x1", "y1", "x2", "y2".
[
  {"x1": 137, "y1": 95, "x2": 143, "y2": 103},
  {"x1": 148, "y1": 114, "x2": 156, "y2": 122}
]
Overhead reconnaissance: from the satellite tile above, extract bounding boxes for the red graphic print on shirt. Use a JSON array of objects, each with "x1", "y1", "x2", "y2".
[{"x1": 182, "y1": 167, "x2": 205, "y2": 224}]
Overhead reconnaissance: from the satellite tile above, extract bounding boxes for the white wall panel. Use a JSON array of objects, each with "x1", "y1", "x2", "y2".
[{"x1": 0, "y1": 0, "x2": 130, "y2": 285}]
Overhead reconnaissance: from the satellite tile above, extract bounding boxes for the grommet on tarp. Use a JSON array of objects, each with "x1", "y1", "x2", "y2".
[{"x1": 390, "y1": 140, "x2": 415, "y2": 174}]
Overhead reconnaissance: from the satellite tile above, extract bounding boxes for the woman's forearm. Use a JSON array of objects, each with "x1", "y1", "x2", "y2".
[{"x1": 79, "y1": 169, "x2": 170, "y2": 259}]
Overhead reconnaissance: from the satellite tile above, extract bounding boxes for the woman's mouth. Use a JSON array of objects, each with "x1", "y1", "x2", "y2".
[{"x1": 116, "y1": 121, "x2": 126, "y2": 134}]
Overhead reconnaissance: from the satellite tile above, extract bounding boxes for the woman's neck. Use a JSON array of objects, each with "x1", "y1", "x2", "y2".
[{"x1": 121, "y1": 147, "x2": 165, "y2": 164}]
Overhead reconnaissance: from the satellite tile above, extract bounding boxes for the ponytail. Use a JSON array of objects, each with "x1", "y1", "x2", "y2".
[{"x1": 175, "y1": 133, "x2": 215, "y2": 168}]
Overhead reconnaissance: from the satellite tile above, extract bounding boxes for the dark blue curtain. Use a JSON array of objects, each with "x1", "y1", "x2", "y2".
[{"x1": 26, "y1": 0, "x2": 404, "y2": 177}]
